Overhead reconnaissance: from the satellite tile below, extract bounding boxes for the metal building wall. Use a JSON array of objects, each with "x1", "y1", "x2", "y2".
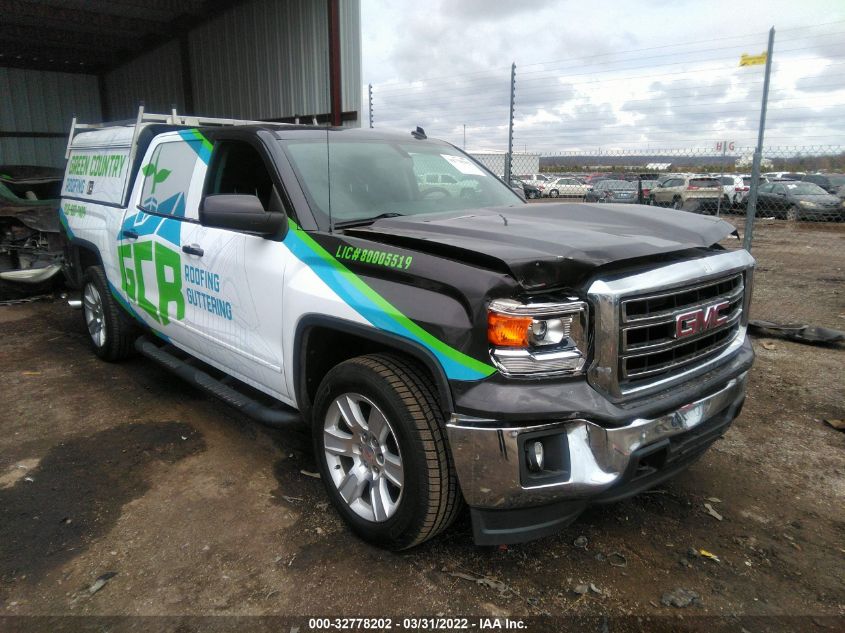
[
  {"x1": 190, "y1": 0, "x2": 328, "y2": 120},
  {"x1": 189, "y1": 0, "x2": 361, "y2": 122},
  {"x1": 104, "y1": 39, "x2": 186, "y2": 121},
  {"x1": 339, "y1": 0, "x2": 363, "y2": 118},
  {"x1": 0, "y1": 68, "x2": 100, "y2": 168}
]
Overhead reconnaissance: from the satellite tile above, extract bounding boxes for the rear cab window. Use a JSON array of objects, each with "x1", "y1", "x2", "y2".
[{"x1": 140, "y1": 139, "x2": 205, "y2": 219}]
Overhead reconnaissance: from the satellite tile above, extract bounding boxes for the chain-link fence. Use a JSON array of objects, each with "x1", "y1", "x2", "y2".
[
  {"x1": 507, "y1": 147, "x2": 845, "y2": 222},
  {"x1": 508, "y1": 148, "x2": 845, "y2": 330},
  {"x1": 370, "y1": 22, "x2": 845, "y2": 331}
]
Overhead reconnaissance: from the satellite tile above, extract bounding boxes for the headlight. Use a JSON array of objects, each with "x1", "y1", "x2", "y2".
[
  {"x1": 799, "y1": 200, "x2": 818, "y2": 208},
  {"x1": 487, "y1": 299, "x2": 589, "y2": 377}
]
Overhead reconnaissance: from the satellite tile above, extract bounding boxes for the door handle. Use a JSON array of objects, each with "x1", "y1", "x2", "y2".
[
  {"x1": 182, "y1": 244, "x2": 204, "y2": 257},
  {"x1": 122, "y1": 229, "x2": 139, "y2": 240}
]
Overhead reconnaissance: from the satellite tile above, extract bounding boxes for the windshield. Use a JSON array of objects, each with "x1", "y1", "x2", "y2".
[
  {"x1": 282, "y1": 138, "x2": 522, "y2": 227},
  {"x1": 785, "y1": 182, "x2": 829, "y2": 195}
]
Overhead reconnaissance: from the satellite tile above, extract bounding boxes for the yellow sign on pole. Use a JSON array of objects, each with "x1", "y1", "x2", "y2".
[{"x1": 739, "y1": 52, "x2": 768, "y2": 67}]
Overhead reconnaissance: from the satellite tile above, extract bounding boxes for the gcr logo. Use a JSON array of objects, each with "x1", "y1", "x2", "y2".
[
  {"x1": 675, "y1": 301, "x2": 730, "y2": 339},
  {"x1": 118, "y1": 241, "x2": 184, "y2": 325}
]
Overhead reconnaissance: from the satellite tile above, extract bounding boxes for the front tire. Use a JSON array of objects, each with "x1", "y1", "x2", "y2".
[
  {"x1": 549, "y1": 189, "x2": 559, "y2": 198},
  {"x1": 81, "y1": 266, "x2": 137, "y2": 361},
  {"x1": 313, "y1": 354, "x2": 462, "y2": 550},
  {"x1": 672, "y1": 198, "x2": 683, "y2": 210}
]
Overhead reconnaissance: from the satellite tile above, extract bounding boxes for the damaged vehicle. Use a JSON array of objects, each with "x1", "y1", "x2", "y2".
[
  {"x1": 61, "y1": 110, "x2": 754, "y2": 549},
  {"x1": 0, "y1": 165, "x2": 68, "y2": 297}
]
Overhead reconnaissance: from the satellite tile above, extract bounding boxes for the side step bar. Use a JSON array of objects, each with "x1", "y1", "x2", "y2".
[{"x1": 135, "y1": 336, "x2": 301, "y2": 429}]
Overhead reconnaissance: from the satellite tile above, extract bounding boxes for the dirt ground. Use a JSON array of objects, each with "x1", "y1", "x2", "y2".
[{"x1": 0, "y1": 219, "x2": 843, "y2": 631}]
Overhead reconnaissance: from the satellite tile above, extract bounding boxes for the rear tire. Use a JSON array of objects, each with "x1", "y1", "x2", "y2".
[
  {"x1": 672, "y1": 198, "x2": 683, "y2": 210},
  {"x1": 82, "y1": 266, "x2": 137, "y2": 361},
  {"x1": 312, "y1": 354, "x2": 463, "y2": 550},
  {"x1": 786, "y1": 205, "x2": 799, "y2": 221}
]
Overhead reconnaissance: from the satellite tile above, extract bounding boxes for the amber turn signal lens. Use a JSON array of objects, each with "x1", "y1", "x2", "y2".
[{"x1": 487, "y1": 312, "x2": 532, "y2": 347}]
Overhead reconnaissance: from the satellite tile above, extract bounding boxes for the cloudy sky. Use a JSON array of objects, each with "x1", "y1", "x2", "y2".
[{"x1": 361, "y1": 0, "x2": 845, "y2": 155}]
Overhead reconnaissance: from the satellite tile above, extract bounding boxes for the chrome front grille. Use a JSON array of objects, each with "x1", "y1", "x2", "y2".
[
  {"x1": 619, "y1": 274, "x2": 744, "y2": 383},
  {"x1": 587, "y1": 250, "x2": 755, "y2": 401}
]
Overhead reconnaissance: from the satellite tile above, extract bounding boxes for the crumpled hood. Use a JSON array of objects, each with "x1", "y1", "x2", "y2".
[{"x1": 347, "y1": 203, "x2": 736, "y2": 289}]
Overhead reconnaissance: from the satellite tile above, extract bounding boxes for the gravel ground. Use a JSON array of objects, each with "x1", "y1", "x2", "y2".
[{"x1": 0, "y1": 219, "x2": 842, "y2": 632}]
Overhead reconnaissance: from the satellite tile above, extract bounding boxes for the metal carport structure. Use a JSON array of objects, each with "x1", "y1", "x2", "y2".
[{"x1": 0, "y1": 0, "x2": 362, "y2": 167}]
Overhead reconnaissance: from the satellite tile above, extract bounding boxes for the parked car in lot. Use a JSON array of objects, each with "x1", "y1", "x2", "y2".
[
  {"x1": 801, "y1": 173, "x2": 845, "y2": 194},
  {"x1": 639, "y1": 179, "x2": 660, "y2": 200},
  {"x1": 584, "y1": 179, "x2": 638, "y2": 203},
  {"x1": 716, "y1": 175, "x2": 742, "y2": 209},
  {"x1": 60, "y1": 110, "x2": 755, "y2": 549},
  {"x1": 509, "y1": 178, "x2": 541, "y2": 199},
  {"x1": 732, "y1": 175, "x2": 767, "y2": 207},
  {"x1": 648, "y1": 176, "x2": 722, "y2": 211},
  {"x1": 418, "y1": 173, "x2": 480, "y2": 198},
  {"x1": 514, "y1": 173, "x2": 550, "y2": 194},
  {"x1": 747, "y1": 181, "x2": 844, "y2": 220},
  {"x1": 545, "y1": 177, "x2": 591, "y2": 198}
]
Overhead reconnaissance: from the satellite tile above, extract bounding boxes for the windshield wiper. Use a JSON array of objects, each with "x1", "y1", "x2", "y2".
[{"x1": 333, "y1": 212, "x2": 405, "y2": 229}]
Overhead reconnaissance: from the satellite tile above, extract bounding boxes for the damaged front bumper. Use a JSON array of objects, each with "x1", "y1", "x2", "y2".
[{"x1": 447, "y1": 372, "x2": 749, "y2": 545}]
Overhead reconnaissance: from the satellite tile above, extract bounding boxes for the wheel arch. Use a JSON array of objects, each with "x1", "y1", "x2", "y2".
[
  {"x1": 65, "y1": 238, "x2": 104, "y2": 288},
  {"x1": 293, "y1": 315, "x2": 455, "y2": 424}
]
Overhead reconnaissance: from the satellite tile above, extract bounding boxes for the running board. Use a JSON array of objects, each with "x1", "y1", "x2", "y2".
[{"x1": 134, "y1": 336, "x2": 301, "y2": 428}]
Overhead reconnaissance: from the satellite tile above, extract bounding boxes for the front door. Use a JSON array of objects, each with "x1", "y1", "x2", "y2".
[{"x1": 177, "y1": 138, "x2": 291, "y2": 402}]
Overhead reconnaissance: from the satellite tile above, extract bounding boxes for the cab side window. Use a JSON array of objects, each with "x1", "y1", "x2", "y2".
[
  {"x1": 140, "y1": 140, "x2": 202, "y2": 218},
  {"x1": 206, "y1": 141, "x2": 274, "y2": 210}
]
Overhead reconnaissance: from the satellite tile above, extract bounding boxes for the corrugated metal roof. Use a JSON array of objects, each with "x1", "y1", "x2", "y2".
[{"x1": 0, "y1": 0, "x2": 218, "y2": 74}]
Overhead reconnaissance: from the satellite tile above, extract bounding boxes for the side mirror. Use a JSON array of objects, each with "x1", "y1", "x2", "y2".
[
  {"x1": 512, "y1": 185, "x2": 527, "y2": 201},
  {"x1": 200, "y1": 194, "x2": 287, "y2": 240}
]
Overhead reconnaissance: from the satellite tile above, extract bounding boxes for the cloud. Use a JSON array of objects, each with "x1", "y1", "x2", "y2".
[{"x1": 362, "y1": 0, "x2": 845, "y2": 152}]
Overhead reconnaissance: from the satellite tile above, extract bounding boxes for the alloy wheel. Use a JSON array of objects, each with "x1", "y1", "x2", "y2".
[
  {"x1": 83, "y1": 282, "x2": 106, "y2": 348},
  {"x1": 323, "y1": 393, "x2": 404, "y2": 522}
]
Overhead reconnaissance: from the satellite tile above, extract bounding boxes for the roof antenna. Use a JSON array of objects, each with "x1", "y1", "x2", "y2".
[{"x1": 411, "y1": 126, "x2": 427, "y2": 140}]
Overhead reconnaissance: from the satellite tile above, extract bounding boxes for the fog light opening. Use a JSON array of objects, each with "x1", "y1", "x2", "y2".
[{"x1": 526, "y1": 440, "x2": 545, "y2": 472}]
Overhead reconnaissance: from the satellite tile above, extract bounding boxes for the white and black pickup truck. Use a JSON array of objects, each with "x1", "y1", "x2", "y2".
[{"x1": 59, "y1": 109, "x2": 754, "y2": 549}]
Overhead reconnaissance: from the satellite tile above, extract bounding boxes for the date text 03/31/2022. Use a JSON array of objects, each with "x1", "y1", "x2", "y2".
[{"x1": 307, "y1": 617, "x2": 527, "y2": 630}]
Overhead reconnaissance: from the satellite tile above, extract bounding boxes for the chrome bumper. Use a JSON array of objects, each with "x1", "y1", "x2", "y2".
[{"x1": 446, "y1": 372, "x2": 748, "y2": 509}]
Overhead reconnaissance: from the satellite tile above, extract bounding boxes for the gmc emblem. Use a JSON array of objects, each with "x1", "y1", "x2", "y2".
[{"x1": 675, "y1": 301, "x2": 730, "y2": 339}]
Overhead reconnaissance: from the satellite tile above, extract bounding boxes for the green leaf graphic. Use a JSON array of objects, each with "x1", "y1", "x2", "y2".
[
  {"x1": 154, "y1": 169, "x2": 171, "y2": 184},
  {"x1": 141, "y1": 163, "x2": 156, "y2": 177}
]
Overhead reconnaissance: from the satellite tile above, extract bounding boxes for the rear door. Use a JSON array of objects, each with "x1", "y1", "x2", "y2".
[{"x1": 118, "y1": 132, "x2": 207, "y2": 331}]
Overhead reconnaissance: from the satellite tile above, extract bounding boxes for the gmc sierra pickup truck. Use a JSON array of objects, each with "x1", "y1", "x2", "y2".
[{"x1": 60, "y1": 109, "x2": 754, "y2": 549}]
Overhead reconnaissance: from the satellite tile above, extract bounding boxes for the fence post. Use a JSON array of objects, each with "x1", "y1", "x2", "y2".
[
  {"x1": 505, "y1": 62, "x2": 515, "y2": 182},
  {"x1": 368, "y1": 83, "x2": 374, "y2": 128},
  {"x1": 744, "y1": 27, "x2": 775, "y2": 251}
]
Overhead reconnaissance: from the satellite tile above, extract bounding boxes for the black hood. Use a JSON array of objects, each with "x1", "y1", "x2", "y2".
[{"x1": 346, "y1": 203, "x2": 736, "y2": 290}]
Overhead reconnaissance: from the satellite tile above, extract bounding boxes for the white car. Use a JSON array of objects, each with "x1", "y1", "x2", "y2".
[
  {"x1": 418, "y1": 173, "x2": 480, "y2": 198},
  {"x1": 544, "y1": 177, "x2": 591, "y2": 198},
  {"x1": 514, "y1": 173, "x2": 550, "y2": 195}
]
